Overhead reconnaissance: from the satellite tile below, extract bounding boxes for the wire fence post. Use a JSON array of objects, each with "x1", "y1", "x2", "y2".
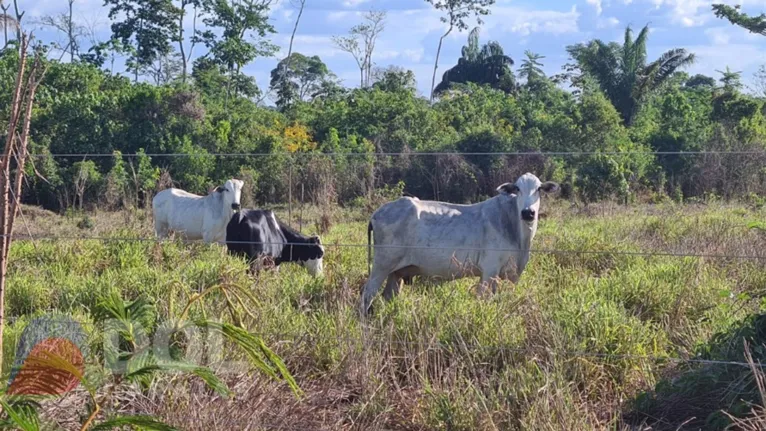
[
  {"x1": 299, "y1": 181, "x2": 304, "y2": 233},
  {"x1": 288, "y1": 156, "x2": 293, "y2": 225}
]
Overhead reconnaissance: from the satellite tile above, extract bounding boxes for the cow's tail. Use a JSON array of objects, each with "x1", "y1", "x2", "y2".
[{"x1": 367, "y1": 221, "x2": 373, "y2": 277}]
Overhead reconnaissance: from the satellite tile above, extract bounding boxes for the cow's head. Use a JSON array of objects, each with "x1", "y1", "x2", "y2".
[
  {"x1": 497, "y1": 173, "x2": 558, "y2": 228},
  {"x1": 300, "y1": 235, "x2": 324, "y2": 277},
  {"x1": 216, "y1": 179, "x2": 244, "y2": 211}
]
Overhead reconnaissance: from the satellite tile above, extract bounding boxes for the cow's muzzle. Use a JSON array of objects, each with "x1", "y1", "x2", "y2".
[
  {"x1": 231, "y1": 203, "x2": 241, "y2": 211},
  {"x1": 521, "y1": 209, "x2": 536, "y2": 222}
]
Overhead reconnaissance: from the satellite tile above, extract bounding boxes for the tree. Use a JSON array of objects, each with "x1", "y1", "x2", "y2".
[
  {"x1": 130, "y1": 148, "x2": 160, "y2": 206},
  {"x1": 566, "y1": 24, "x2": 695, "y2": 125},
  {"x1": 712, "y1": 4, "x2": 766, "y2": 36},
  {"x1": 269, "y1": 53, "x2": 333, "y2": 109},
  {"x1": 311, "y1": 79, "x2": 346, "y2": 102},
  {"x1": 105, "y1": 0, "x2": 181, "y2": 82},
  {"x1": 71, "y1": 160, "x2": 102, "y2": 210},
  {"x1": 142, "y1": 51, "x2": 184, "y2": 85},
  {"x1": 1, "y1": 0, "x2": 13, "y2": 49},
  {"x1": 332, "y1": 10, "x2": 386, "y2": 88},
  {"x1": 197, "y1": 0, "x2": 277, "y2": 102},
  {"x1": 36, "y1": 0, "x2": 85, "y2": 62},
  {"x1": 425, "y1": 0, "x2": 495, "y2": 103},
  {"x1": 684, "y1": 74, "x2": 716, "y2": 89},
  {"x1": 80, "y1": 38, "x2": 132, "y2": 72},
  {"x1": 372, "y1": 66, "x2": 417, "y2": 93},
  {"x1": 175, "y1": 0, "x2": 201, "y2": 83},
  {"x1": 519, "y1": 50, "x2": 545, "y2": 83},
  {"x1": 753, "y1": 65, "x2": 766, "y2": 97},
  {"x1": 274, "y1": 0, "x2": 306, "y2": 102},
  {"x1": 434, "y1": 27, "x2": 515, "y2": 95},
  {"x1": 105, "y1": 151, "x2": 129, "y2": 208},
  {"x1": 1, "y1": 0, "x2": 24, "y2": 47},
  {"x1": 716, "y1": 66, "x2": 743, "y2": 92}
]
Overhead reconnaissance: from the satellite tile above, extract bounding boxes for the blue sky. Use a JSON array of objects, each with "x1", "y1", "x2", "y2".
[{"x1": 23, "y1": 0, "x2": 766, "y2": 103}]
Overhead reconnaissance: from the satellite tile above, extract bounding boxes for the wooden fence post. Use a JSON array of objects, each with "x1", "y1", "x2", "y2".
[{"x1": 0, "y1": 34, "x2": 46, "y2": 369}]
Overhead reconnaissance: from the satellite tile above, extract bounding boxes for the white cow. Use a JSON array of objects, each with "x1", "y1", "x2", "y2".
[
  {"x1": 152, "y1": 179, "x2": 244, "y2": 244},
  {"x1": 360, "y1": 172, "x2": 558, "y2": 316}
]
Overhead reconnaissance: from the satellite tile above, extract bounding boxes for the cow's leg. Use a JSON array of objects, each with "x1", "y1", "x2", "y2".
[
  {"x1": 360, "y1": 269, "x2": 390, "y2": 317},
  {"x1": 382, "y1": 274, "x2": 402, "y2": 301},
  {"x1": 202, "y1": 229, "x2": 213, "y2": 244},
  {"x1": 203, "y1": 228, "x2": 225, "y2": 245},
  {"x1": 478, "y1": 267, "x2": 501, "y2": 297},
  {"x1": 154, "y1": 219, "x2": 169, "y2": 239}
]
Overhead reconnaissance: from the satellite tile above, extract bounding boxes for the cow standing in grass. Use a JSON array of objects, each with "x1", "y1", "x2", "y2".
[
  {"x1": 225, "y1": 209, "x2": 325, "y2": 277},
  {"x1": 152, "y1": 179, "x2": 244, "y2": 244},
  {"x1": 360, "y1": 172, "x2": 558, "y2": 316}
]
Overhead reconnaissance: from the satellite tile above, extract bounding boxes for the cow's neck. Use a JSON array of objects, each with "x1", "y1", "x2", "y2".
[
  {"x1": 277, "y1": 221, "x2": 309, "y2": 262},
  {"x1": 496, "y1": 195, "x2": 533, "y2": 270},
  {"x1": 210, "y1": 192, "x2": 234, "y2": 219},
  {"x1": 208, "y1": 193, "x2": 233, "y2": 228}
]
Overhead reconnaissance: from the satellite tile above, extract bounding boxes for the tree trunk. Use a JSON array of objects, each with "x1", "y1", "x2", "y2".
[
  {"x1": 178, "y1": 0, "x2": 187, "y2": 83},
  {"x1": 430, "y1": 25, "x2": 452, "y2": 104},
  {"x1": 0, "y1": 34, "x2": 41, "y2": 369},
  {"x1": 1, "y1": 3, "x2": 9, "y2": 49},
  {"x1": 281, "y1": 0, "x2": 305, "y2": 96},
  {"x1": 68, "y1": 0, "x2": 75, "y2": 62}
]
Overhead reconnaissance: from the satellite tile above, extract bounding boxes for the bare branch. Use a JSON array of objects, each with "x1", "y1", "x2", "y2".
[
  {"x1": 280, "y1": 0, "x2": 305, "y2": 88},
  {"x1": 332, "y1": 9, "x2": 386, "y2": 88}
]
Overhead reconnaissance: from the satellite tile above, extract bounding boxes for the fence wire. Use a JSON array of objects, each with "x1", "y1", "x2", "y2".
[{"x1": 3, "y1": 234, "x2": 766, "y2": 261}]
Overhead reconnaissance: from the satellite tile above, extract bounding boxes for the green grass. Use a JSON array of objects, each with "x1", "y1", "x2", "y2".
[{"x1": 4, "y1": 201, "x2": 766, "y2": 430}]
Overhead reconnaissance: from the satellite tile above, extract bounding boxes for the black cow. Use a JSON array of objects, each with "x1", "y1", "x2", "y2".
[{"x1": 225, "y1": 209, "x2": 324, "y2": 277}]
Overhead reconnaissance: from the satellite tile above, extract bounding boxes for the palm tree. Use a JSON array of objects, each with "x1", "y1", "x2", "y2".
[
  {"x1": 716, "y1": 66, "x2": 743, "y2": 92},
  {"x1": 566, "y1": 24, "x2": 695, "y2": 125},
  {"x1": 519, "y1": 50, "x2": 545, "y2": 82},
  {"x1": 434, "y1": 27, "x2": 515, "y2": 95}
]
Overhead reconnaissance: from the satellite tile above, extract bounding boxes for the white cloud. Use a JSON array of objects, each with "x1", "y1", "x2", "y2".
[
  {"x1": 374, "y1": 49, "x2": 401, "y2": 60},
  {"x1": 327, "y1": 11, "x2": 352, "y2": 23},
  {"x1": 343, "y1": 0, "x2": 371, "y2": 6},
  {"x1": 597, "y1": 16, "x2": 620, "y2": 28},
  {"x1": 587, "y1": 0, "x2": 604, "y2": 15},
  {"x1": 493, "y1": 5, "x2": 580, "y2": 36},
  {"x1": 274, "y1": 34, "x2": 345, "y2": 58},
  {"x1": 402, "y1": 48, "x2": 424, "y2": 62},
  {"x1": 705, "y1": 26, "x2": 731, "y2": 44},
  {"x1": 686, "y1": 43, "x2": 766, "y2": 77},
  {"x1": 632, "y1": 0, "x2": 766, "y2": 28}
]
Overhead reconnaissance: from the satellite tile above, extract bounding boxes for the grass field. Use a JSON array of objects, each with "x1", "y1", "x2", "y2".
[{"x1": 4, "y1": 200, "x2": 766, "y2": 430}]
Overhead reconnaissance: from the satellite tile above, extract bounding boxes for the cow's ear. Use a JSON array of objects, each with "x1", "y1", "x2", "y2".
[
  {"x1": 539, "y1": 181, "x2": 559, "y2": 194},
  {"x1": 497, "y1": 183, "x2": 520, "y2": 195},
  {"x1": 215, "y1": 186, "x2": 224, "y2": 193},
  {"x1": 311, "y1": 235, "x2": 322, "y2": 244}
]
